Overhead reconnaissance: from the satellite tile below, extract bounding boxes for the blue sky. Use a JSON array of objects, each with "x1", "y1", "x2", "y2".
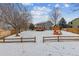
[{"x1": 23, "y1": 3, "x2": 79, "y2": 24}]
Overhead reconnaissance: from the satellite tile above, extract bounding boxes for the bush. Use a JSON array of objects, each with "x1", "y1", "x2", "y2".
[
  {"x1": 63, "y1": 28, "x2": 79, "y2": 34},
  {"x1": 10, "y1": 29, "x2": 16, "y2": 35},
  {"x1": 29, "y1": 23, "x2": 35, "y2": 30}
]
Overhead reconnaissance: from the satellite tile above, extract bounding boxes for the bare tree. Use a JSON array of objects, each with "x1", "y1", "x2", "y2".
[
  {"x1": 50, "y1": 7, "x2": 61, "y2": 26},
  {"x1": 0, "y1": 3, "x2": 32, "y2": 36}
]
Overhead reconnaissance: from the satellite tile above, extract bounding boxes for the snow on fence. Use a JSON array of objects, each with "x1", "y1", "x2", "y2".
[
  {"x1": 0, "y1": 36, "x2": 79, "y2": 43},
  {"x1": 0, "y1": 37, "x2": 36, "y2": 43},
  {"x1": 43, "y1": 36, "x2": 79, "y2": 42}
]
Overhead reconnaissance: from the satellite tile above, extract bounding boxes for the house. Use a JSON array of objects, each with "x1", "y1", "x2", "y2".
[
  {"x1": 35, "y1": 20, "x2": 53, "y2": 30},
  {"x1": 68, "y1": 18, "x2": 79, "y2": 28}
]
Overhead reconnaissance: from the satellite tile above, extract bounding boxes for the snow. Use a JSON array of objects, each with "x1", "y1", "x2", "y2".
[{"x1": 0, "y1": 30, "x2": 79, "y2": 56}]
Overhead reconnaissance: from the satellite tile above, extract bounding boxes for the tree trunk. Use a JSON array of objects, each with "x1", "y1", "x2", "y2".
[
  {"x1": 16, "y1": 28, "x2": 19, "y2": 36},
  {"x1": 19, "y1": 28, "x2": 21, "y2": 33}
]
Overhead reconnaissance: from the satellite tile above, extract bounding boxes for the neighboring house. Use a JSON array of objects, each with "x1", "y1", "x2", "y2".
[
  {"x1": 0, "y1": 21, "x2": 12, "y2": 38},
  {"x1": 35, "y1": 20, "x2": 53, "y2": 30},
  {"x1": 68, "y1": 18, "x2": 79, "y2": 28},
  {"x1": 0, "y1": 21, "x2": 13, "y2": 30}
]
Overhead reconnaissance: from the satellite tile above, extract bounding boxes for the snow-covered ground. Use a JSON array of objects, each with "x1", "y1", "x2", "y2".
[{"x1": 0, "y1": 30, "x2": 79, "y2": 56}]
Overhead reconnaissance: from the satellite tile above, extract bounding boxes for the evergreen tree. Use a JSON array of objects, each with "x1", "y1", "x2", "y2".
[
  {"x1": 59, "y1": 18, "x2": 67, "y2": 28},
  {"x1": 29, "y1": 23, "x2": 35, "y2": 30}
]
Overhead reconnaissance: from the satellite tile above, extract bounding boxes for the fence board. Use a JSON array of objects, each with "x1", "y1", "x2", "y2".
[
  {"x1": 43, "y1": 36, "x2": 79, "y2": 42},
  {"x1": 0, "y1": 37, "x2": 36, "y2": 43}
]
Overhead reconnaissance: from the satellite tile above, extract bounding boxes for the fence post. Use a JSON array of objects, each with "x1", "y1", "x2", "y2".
[
  {"x1": 34, "y1": 37, "x2": 36, "y2": 42},
  {"x1": 43, "y1": 37, "x2": 44, "y2": 43},
  {"x1": 21, "y1": 37, "x2": 22, "y2": 42},
  {"x1": 3, "y1": 37, "x2": 5, "y2": 43},
  {"x1": 58, "y1": 36, "x2": 59, "y2": 42}
]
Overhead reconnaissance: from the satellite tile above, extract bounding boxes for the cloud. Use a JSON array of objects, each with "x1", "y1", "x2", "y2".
[
  {"x1": 48, "y1": 4, "x2": 51, "y2": 7},
  {"x1": 31, "y1": 6, "x2": 51, "y2": 23},
  {"x1": 22, "y1": 3, "x2": 34, "y2": 6},
  {"x1": 64, "y1": 4, "x2": 69, "y2": 7},
  {"x1": 55, "y1": 4, "x2": 60, "y2": 7}
]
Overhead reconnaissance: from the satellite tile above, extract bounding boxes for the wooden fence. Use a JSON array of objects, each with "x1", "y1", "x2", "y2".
[
  {"x1": 43, "y1": 36, "x2": 79, "y2": 42},
  {"x1": 0, "y1": 36, "x2": 79, "y2": 43},
  {"x1": 0, "y1": 37, "x2": 36, "y2": 43}
]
